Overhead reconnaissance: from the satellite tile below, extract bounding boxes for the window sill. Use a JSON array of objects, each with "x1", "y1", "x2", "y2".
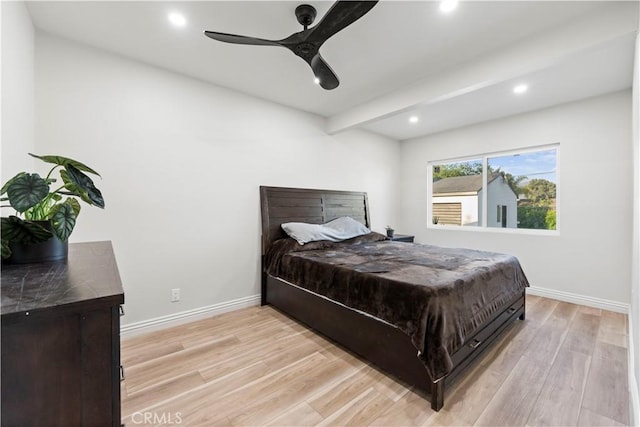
[{"x1": 427, "y1": 224, "x2": 559, "y2": 237}]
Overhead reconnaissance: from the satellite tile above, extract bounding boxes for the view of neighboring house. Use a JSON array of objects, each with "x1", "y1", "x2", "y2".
[{"x1": 432, "y1": 173, "x2": 518, "y2": 227}]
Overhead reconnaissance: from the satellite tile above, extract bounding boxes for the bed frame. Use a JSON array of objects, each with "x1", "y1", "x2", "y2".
[{"x1": 259, "y1": 186, "x2": 525, "y2": 411}]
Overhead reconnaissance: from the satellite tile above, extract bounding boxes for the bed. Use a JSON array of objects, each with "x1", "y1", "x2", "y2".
[{"x1": 259, "y1": 186, "x2": 528, "y2": 411}]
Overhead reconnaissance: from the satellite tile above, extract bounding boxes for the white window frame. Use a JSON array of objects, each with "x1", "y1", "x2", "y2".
[{"x1": 427, "y1": 143, "x2": 560, "y2": 235}]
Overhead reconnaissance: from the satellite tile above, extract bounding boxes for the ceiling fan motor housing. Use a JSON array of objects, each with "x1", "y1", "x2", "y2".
[{"x1": 295, "y1": 4, "x2": 317, "y2": 28}]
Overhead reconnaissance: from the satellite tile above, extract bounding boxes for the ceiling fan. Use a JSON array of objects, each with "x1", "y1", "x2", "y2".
[{"x1": 204, "y1": 1, "x2": 379, "y2": 90}]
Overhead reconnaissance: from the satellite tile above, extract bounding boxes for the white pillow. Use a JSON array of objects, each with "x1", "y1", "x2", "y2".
[{"x1": 281, "y1": 216, "x2": 370, "y2": 245}]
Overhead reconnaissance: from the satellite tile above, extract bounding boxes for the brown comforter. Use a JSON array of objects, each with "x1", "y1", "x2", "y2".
[{"x1": 265, "y1": 233, "x2": 529, "y2": 381}]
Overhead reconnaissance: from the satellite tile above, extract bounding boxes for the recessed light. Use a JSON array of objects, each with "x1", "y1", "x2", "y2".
[
  {"x1": 440, "y1": 0, "x2": 458, "y2": 13},
  {"x1": 513, "y1": 84, "x2": 528, "y2": 94},
  {"x1": 409, "y1": 116, "x2": 419, "y2": 124},
  {"x1": 168, "y1": 12, "x2": 186, "y2": 27}
]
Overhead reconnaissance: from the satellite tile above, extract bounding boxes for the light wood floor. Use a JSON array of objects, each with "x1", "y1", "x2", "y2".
[{"x1": 120, "y1": 295, "x2": 629, "y2": 426}]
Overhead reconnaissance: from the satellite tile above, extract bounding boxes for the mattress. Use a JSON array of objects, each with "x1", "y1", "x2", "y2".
[{"x1": 265, "y1": 234, "x2": 529, "y2": 380}]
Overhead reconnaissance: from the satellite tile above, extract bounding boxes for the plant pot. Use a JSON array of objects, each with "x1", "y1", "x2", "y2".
[
  {"x1": 386, "y1": 229, "x2": 395, "y2": 238},
  {"x1": 5, "y1": 222, "x2": 68, "y2": 264}
]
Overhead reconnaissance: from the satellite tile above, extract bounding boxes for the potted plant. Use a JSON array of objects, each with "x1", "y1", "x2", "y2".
[
  {"x1": 385, "y1": 225, "x2": 395, "y2": 238},
  {"x1": 1, "y1": 153, "x2": 104, "y2": 263}
]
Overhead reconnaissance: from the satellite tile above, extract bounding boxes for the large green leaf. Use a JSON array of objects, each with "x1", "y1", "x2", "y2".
[
  {"x1": 1, "y1": 216, "x2": 53, "y2": 244},
  {"x1": 65, "y1": 197, "x2": 81, "y2": 218},
  {"x1": 60, "y1": 169, "x2": 91, "y2": 205},
  {"x1": 50, "y1": 202, "x2": 76, "y2": 241},
  {"x1": 1, "y1": 172, "x2": 26, "y2": 195},
  {"x1": 60, "y1": 165, "x2": 104, "y2": 208},
  {"x1": 6, "y1": 173, "x2": 49, "y2": 212},
  {"x1": 29, "y1": 153, "x2": 101, "y2": 177},
  {"x1": 60, "y1": 166, "x2": 105, "y2": 208}
]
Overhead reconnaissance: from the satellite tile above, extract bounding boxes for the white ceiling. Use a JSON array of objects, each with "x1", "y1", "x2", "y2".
[{"x1": 26, "y1": 1, "x2": 639, "y2": 140}]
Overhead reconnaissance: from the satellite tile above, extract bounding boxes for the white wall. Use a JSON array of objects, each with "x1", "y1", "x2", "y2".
[
  {"x1": 1, "y1": 1, "x2": 35, "y2": 183},
  {"x1": 399, "y1": 91, "x2": 632, "y2": 307},
  {"x1": 629, "y1": 9, "x2": 640, "y2": 425},
  {"x1": 33, "y1": 33, "x2": 400, "y2": 325}
]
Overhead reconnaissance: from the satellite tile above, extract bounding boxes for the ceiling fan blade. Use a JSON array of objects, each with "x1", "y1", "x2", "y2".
[
  {"x1": 308, "y1": 1, "x2": 378, "y2": 43},
  {"x1": 311, "y1": 54, "x2": 339, "y2": 90},
  {"x1": 204, "y1": 31, "x2": 282, "y2": 47}
]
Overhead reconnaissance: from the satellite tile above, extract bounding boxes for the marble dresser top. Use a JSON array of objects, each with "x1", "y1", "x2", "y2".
[{"x1": 1, "y1": 241, "x2": 124, "y2": 319}]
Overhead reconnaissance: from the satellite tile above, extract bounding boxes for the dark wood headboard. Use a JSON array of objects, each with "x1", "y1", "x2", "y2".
[{"x1": 259, "y1": 186, "x2": 371, "y2": 256}]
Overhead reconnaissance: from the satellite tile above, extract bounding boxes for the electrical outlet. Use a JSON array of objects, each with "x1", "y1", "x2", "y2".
[{"x1": 171, "y1": 288, "x2": 180, "y2": 302}]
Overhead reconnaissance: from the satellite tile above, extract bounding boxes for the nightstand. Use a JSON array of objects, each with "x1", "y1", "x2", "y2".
[{"x1": 390, "y1": 234, "x2": 415, "y2": 243}]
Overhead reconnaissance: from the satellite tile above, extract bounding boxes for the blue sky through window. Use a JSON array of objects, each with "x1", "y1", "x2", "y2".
[{"x1": 489, "y1": 148, "x2": 557, "y2": 183}]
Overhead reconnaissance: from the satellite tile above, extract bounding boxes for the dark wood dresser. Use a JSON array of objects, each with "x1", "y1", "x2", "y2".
[{"x1": 1, "y1": 241, "x2": 125, "y2": 426}]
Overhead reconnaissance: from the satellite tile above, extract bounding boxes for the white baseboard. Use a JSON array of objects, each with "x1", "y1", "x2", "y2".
[
  {"x1": 629, "y1": 313, "x2": 640, "y2": 427},
  {"x1": 121, "y1": 294, "x2": 261, "y2": 337},
  {"x1": 631, "y1": 372, "x2": 639, "y2": 427},
  {"x1": 527, "y1": 286, "x2": 629, "y2": 314}
]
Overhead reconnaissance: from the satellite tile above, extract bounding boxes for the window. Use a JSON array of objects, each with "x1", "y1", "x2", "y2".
[
  {"x1": 431, "y1": 159, "x2": 482, "y2": 227},
  {"x1": 429, "y1": 145, "x2": 558, "y2": 232}
]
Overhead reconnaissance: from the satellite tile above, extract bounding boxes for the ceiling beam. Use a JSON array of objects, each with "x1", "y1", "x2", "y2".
[{"x1": 326, "y1": 3, "x2": 639, "y2": 135}]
